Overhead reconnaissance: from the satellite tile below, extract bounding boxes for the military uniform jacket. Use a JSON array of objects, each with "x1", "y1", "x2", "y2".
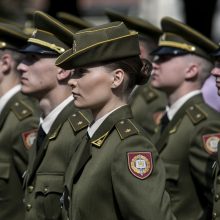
[
  {"x1": 212, "y1": 141, "x2": 220, "y2": 220},
  {"x1": 130, "y1": 84, "x2": 167, "y2": 138},
  {"x1": 63, "y1": 105, "x2": 175, "y2": 220},
  {"x1": 23, "y1": 102, "x2": 91, "y2": 220},
  {"x1": 0, "y1": 91, "x2": 40, "y2": 220},
  {"x1": 154, "y1": 94, "x2": 220, "y2": 220}
]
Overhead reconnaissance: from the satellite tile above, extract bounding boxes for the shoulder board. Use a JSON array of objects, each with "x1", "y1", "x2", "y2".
[
  {"x1": 186, "y1": 104, "x2": 207, "y2": 125},
  {"x1": 11, "y1": 100, "x2": 32, "y2": 120},
  {"x1": 143, "y1": 86, "x2": 158, "y2": 103},
  {"x1": 115, "y1": 119, "x2": 139, "y2": 140},
  {"x1": 68, "y1": 111, "x2": 90, "y2": 132}
]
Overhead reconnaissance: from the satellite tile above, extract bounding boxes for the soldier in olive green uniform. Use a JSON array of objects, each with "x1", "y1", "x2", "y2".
[
  {"x1": 210, "y1": 45, "x2": 220, "y2": 219},
  {"x1": 150, "y1": 17, "x2": 220, "y2": 220},
  {"x1": 56, "y1": 21, "x2": 175, "y2": 220},
  {"x1": 105, "y1": 10, "x2": 167, "y2": 137},
  {"x1": 0, "y1": 23, "x2": 40, "y2": 220},
  {"x1": 17, "y1": 11, "x2": 92, "y2": 220}
]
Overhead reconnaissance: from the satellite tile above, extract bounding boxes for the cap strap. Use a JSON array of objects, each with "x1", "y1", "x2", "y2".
[
  {"x1": 28, "y1": 38, "x2": 65, "y2": 54},
  {"x1": 159, "y1": 40, "x2": 196, "y2": 52}
]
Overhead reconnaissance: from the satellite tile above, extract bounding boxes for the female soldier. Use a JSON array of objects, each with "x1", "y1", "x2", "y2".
[{"x1": 56, "y1": 21, "x2": 175, "y2": 220}]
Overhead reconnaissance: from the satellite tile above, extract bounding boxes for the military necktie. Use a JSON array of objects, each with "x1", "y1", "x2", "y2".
[
  {"x1": 36, "y1": 125, "x2": 46, "y2": 151},
  {"x1": 160, "y1": 112, "x2": 169, "y2": 133}
]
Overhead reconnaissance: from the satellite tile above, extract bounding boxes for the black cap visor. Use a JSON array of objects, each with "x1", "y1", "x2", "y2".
[
  {"x1": 19, "y1": 43, "x2": 58, "y2": 56},
  {"x1": 150, "y1": 46, "x2": 188, "y2": 56}
]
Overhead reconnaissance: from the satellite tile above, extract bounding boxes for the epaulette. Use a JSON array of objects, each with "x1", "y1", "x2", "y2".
[
  {"x1": 11, "y1": 100, "x2": 32, "y2": 120},
  {"x1": 186, "y1": 104, "x2": 207, "y2": 125},
  {"x1": 115, "y1": 119, "x2": 139, "y2": 140},
  {"x1": 143, "y1": 86, "x2": 158, "y2": 103},
  {"x1": 68, "y1": 111, "x2": 90, "y2": 132}
]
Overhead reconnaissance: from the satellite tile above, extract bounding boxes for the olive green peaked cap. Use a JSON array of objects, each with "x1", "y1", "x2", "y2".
[
  {"x1": 21, "y1": 11, "x2": 74, "y2": 55},
  {"x1": 0, "y1": 22, "x2": 28, "y2": 50},
  {"x1": 105, "y1": 9, "x2": 162, "y2": 39},
  {"x1": 56, "y1": 21, "x2": 140, "y2": 69},
  {"x1": 56, "y1": 12, "x2": 93, "y2": 32},
  {"x1": 151, "y1": 16, "x2": 218, "y2": 61}
]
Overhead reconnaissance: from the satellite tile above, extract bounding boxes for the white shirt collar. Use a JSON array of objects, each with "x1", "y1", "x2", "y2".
[
  {"x1": 87, "y1": 105, "x2": 125, "y2": 138},
  {"x1": 0, "y1": 84, "x2": 21, "y2": 115},
  {"x1": 41, "y1": 96, "x2": 73, "y2": 134},
  {"x1": 167, "y1": 90, "x2": 201, "y2": 120}
]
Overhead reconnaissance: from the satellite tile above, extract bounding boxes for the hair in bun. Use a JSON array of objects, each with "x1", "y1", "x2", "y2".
[
  {"x1": 136, "y1": 59, "x2": 152, "y2": 85},
  {"x1": 103, "y1": 56, "x2": 152, "y2": 94}
]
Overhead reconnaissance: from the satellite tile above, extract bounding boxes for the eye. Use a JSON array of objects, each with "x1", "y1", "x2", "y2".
[{"x1": 72, "y1": 68, "x2": 89, "y2": 78}]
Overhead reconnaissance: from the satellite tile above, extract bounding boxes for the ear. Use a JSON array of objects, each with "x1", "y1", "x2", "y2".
[
  {"x1": 57, "y1": 68, "x2": 72, "y2": 81},
  {"x1": 0, "y1": 54, "x2": 11, "y2": 73},
  {"x1": 111, "y1": 68, "x2": 125, "y2": 89},
  {"x1": 185, "y1": 64, "x2": 199, "y2": 80}
]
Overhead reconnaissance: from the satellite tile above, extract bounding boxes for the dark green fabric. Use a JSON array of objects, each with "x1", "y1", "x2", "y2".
[
  {"x1": 0, "y1": 91, "x2": 40, "y2": 220},
  {"x1": 23, "y1": 102, "x2": 92, "y2": 220},
  {"x1": 64, "y1": 105, "x2": 175, "y2": 220},
  {"x1": 153, "y1": 94, "x2": 220, "y2": 220},
  {"x1": 129, "y1": 83, "x2": 167, "y2": 140},
  {"x1": 55, "y1": 22, "x2": 140, "y2": 69},
  {"x1": 105, "y1": 9, "x2": 162, "y2": 39}
]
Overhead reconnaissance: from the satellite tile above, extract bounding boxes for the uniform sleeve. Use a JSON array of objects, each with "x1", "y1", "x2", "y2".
[
  {"x1": 189, "y1": 121, "x2": 220, "y2": 212},
  {"x1": 111, "y1": 135, "x2": 176, "y2": 220},
  {"x1": 12, "y1": 115, "x2": 39, "y2": 180}
]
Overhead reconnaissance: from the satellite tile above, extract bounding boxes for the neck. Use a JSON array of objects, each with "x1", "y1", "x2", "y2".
[
  {"x1": 39, "y1": 86, "x2": 71, "y2": 117},
  {"x1": 92, "y1": 98, "x2": 126, "y2": 122},
  {"x1": 0, "y1": 73, "x2": 20, "y2": 96},
  {"x1": 167, "y1": 84, "x2": 200, "y2": 106}
]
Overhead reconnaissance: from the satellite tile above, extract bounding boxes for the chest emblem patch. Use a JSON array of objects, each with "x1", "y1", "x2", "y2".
[
  {"x1": 202, "y1": 133, "x2": 220, "y2": 154},
  {"x1": 127, "y1": 152, "x2": 153, "y2": 179}
]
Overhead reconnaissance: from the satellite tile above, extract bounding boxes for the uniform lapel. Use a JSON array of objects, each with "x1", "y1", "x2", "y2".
[
  {"x1": 27, "y1": 101, "x2": 75, "y2": 182},
  {"x1": 156, "y1": 94, "x2": 204, "y2": 153}
]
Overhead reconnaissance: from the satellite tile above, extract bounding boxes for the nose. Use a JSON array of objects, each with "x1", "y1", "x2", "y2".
[
  {"x1": 17, "y1": 62, "x2": 27, "y2": 75},
  {"x1": 68, "y1": 78, "x2": 77, "y2": 88},
  {"x1": 211, "y1": 67, "x2": 220, "y2": 77}
]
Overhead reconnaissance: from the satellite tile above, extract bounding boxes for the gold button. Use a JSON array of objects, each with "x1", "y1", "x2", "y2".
[
  {"x1": 22, "y1": 110, "x2": 27, "y2": 114},
  {"x1": 27, "y1": 186, "x2": 34, "y2": 193},
  {"x1": 44, "y1": 187, "x2": 48, "y2": 193},
  {"x1": 190, "y1": 106, "x2": 194, "y2": 110},
  {"x1": 196, "y1": 113, "x2": 201, "y2": 118},
  {"x1": 26, "y1": 204, "x2": 32, "y2": 211},
  {"x1": 15, "y1": 102, "x2": 19, "y2": 106},
  {"x1": 213, "y1": 212, "x2": 217, "y2": 219},
  {"x1": 215, "y1": 194, "x2": 220, "y2": 201},
  {"x1": 120, "y1": 121, "x2": 124, "y2": 124}
]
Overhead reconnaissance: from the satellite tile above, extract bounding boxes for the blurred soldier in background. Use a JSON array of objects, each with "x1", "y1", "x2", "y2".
[{"x1": 0, "y1": 23, "x2": 40, "y2": 220}]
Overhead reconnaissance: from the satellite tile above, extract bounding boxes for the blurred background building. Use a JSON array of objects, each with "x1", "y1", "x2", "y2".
[{"x1": 0, "y1": 0, "x2": 219, "y2": 41}]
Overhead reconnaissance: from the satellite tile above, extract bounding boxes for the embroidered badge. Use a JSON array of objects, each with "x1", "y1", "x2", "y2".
[
  {"x1": 202, "y1": 133, "x2": 220, "y2": 154},
  {"x1": 127, "y1": 152, "x2": 153, "y2": 179},
  {"x1": 22, "y1": 129, "x2": 37, "y2": 149}
]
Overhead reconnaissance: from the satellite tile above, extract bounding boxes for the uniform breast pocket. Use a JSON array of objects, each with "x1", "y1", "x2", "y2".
[
  {"x1": 0, "y1": 161, "x2": 10, "y2": 198},
  {"x1": 35, "y1": 173, "x2": 64, "y2": 220},
  {"x1": 164, "y1": 162, "x2": 180, "y2": 196}
]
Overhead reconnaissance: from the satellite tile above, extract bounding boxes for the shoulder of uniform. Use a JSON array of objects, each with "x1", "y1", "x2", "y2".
[
  {"x1": 186, "y1": 104, "x2": 207, "y2": 125},
  {"x1": 142, "y1": 86, "x2": 159, "y2": 103},
  {"x1": 68, "y1": 110, "x2": 90, "y2": 132},
  {"x1": 115, "y1": 118, "x2": 139, "y2": 140},
  {"x1": 11, "y1": 100, "x2": 33, "y2": 120}
]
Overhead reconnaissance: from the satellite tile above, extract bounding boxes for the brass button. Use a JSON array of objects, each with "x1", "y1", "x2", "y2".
[
  {"x1": 215, "y1": 194, "x2": 220, "y2": 201},
  {"x1": 26, "y1": 204, "x2": 32, "y2": 211},
  {"x1": 27, "y1": 186, "x2": 34, "y2": 193},
  {"x1": 44, "y1": 187, "x2": 48, "y2": 193},
  {"x1": 213, "y1": 212, "x2": 217, "y2": 219}
]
